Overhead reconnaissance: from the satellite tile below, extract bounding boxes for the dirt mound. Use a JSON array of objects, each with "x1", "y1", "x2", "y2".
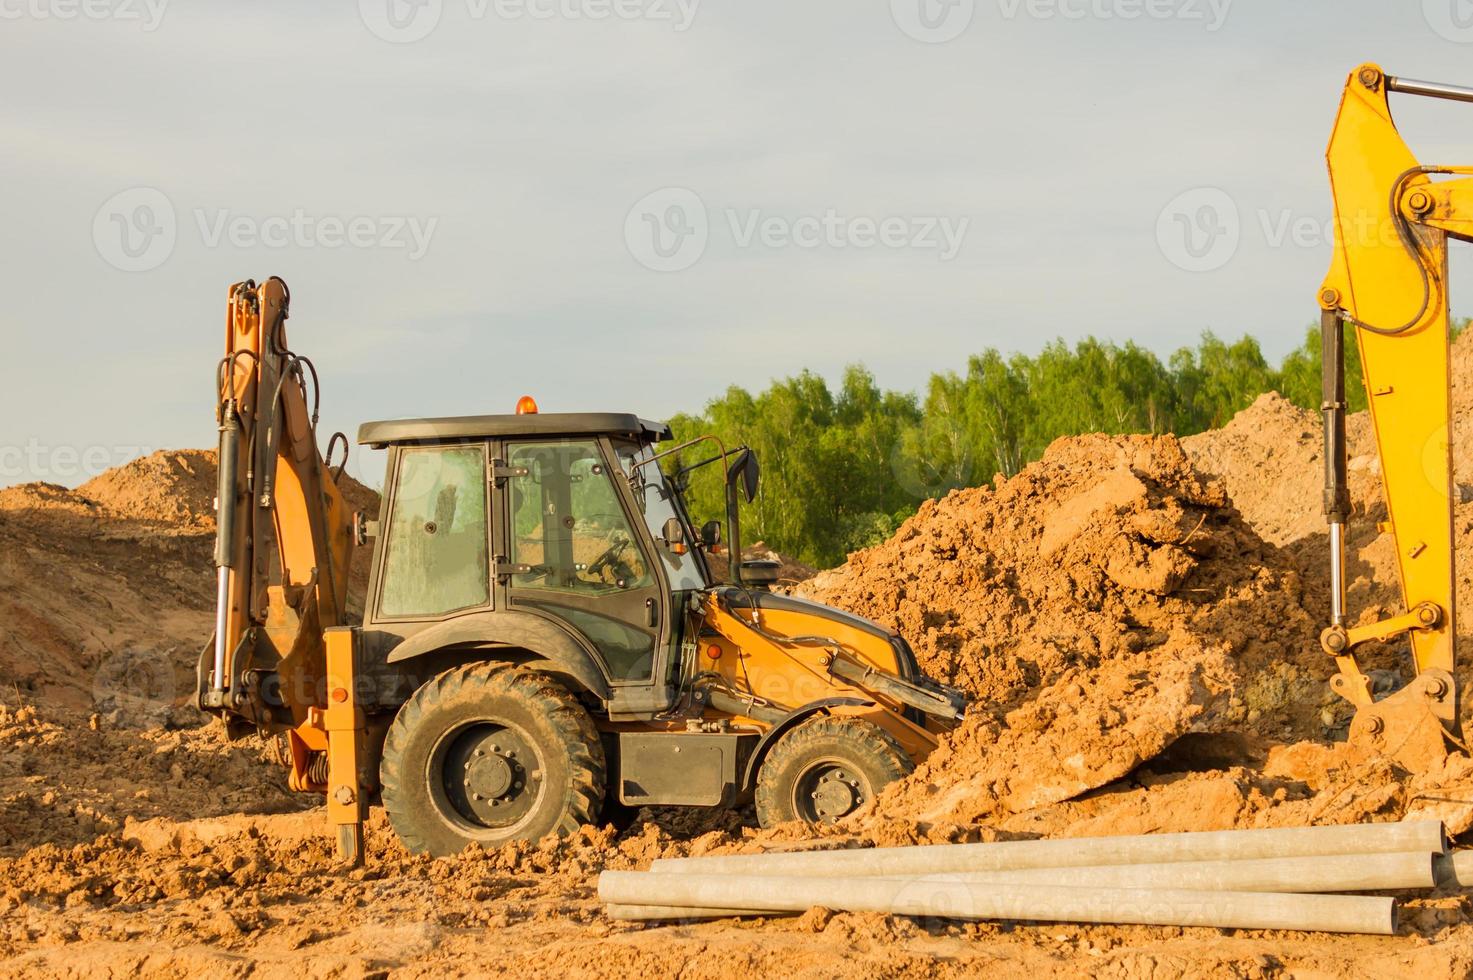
[
  {"x1": 797, "y1": 433, "x2": 1325, "y2": 826},
  {"x1": 1181, "y1": 392, "x2": 1379, "y2": 548},
  {"x1": 77, "y1": 450, "x2": 219, "y2": 528},
  {"x1": 0, "y1": 450, "x2": 380, "y2": 716}
]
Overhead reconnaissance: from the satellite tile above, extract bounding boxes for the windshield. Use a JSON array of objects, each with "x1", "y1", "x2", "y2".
[{"x1": 616, "y1": 442, "x2": 708, "y2": 591}]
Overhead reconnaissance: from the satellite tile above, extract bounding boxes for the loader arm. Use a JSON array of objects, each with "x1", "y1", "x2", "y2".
[
  {"x1": 1317, "y1": 64, "x2": 1473, "y2": 764},
  {"x1": 202, "y1": 277, "x2": 364, "y2": 857}
]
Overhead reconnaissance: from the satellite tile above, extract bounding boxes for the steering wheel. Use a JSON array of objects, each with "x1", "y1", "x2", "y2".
[{"x1": 585, "y1": 532, "x2": 637, "y2": 587}]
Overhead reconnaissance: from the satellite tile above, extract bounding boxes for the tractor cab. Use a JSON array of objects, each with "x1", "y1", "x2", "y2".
[{"x1": 356, "y1": 410, "x2": 732, "y2": 719}]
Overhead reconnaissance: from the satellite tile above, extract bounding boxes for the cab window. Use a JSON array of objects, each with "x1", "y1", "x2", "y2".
[
  {"x1": 508, "y1": 440, "x2": 650, "y2": 594},
  {"x1": 378, "y1": 445, "x2": 490, "y2": 618}
]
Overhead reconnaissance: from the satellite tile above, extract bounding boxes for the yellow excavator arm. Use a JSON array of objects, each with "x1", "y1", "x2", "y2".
[
  {"x1": 1317, "y1": 64, "x2": 1473, "y2": 764},
  {"x1": 201, "y1": 276, "x2": 365, "y2": 856}
]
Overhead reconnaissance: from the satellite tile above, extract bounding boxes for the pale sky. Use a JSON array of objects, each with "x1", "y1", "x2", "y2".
[{"x1": 5, "y1": 0, "x2": 1473, "y2": 489}]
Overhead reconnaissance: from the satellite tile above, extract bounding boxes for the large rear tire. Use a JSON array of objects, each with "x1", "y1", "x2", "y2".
[
  {"x1": 754, "y1": 716, "x2": 913, "y2": 829},
  {"x1": 380, "y1": 663, "x2": 604, "y2": 856}
]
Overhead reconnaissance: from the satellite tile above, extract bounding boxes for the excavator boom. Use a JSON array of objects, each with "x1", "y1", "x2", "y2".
[{"x1": 1317, "y1": 64, "x2": 1472, "y2": 765}]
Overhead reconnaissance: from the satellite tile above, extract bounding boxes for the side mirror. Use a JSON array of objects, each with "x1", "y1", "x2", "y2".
[
  {"x1": 661, "y1": 517, "x2": 688, "y2": 555},
  {"x1": 728, "y1": 448, "x2": 760, "y2": 504},
  {"x1": 700, "y1": 520, "x2": 722, "y2": 549}
]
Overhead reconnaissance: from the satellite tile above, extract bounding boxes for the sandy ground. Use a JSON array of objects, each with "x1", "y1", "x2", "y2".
[{"x1": 7, "y1": 349, "x2": 1473, "y2": 979}]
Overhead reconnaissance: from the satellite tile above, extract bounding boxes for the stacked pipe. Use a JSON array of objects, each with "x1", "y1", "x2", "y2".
[{"x1": 598, "y1": 820, "x2": 1469, "y2": 935}]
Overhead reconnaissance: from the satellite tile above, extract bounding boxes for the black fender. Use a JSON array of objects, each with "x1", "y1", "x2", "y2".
[
  {"x1": 379, "y1": 610, "x2": 610, "y2": 699},
  {"x1": 741, "y1": 696, "x2": 873, "y2": 791}
]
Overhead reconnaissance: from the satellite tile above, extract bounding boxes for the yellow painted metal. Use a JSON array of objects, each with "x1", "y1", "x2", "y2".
[
  {"x1": 323, "y1": 626, "x2": 365, "y2": 864},
  {"x1": 1319, "y1": 63, "x2": 1458, "y2": 685},
  {"x1": 701, "y1": 597, "x2": 938, "y2": 759}
]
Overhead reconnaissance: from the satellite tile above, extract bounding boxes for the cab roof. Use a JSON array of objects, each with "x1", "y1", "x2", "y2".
[{"x1": 357, "y1": 413, "x2": 673, "y2": 448}]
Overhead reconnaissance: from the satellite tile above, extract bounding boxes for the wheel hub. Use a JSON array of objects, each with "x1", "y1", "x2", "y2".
[
  {"x1": 797, "y1": 762, "x2": 866, "y2": 823},
  {"x1": 437, "y1": 724, "x2": 543, "y2": 830},
  {"x1": 467, "y1": 752, "x2": 514, "y2": 799},
  {"x1": 812, "y1": 773, "x2": 856, "y2": 818}
]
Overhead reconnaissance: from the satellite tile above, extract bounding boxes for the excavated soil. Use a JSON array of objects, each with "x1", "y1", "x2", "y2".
[
  {"x1": 796, "y1": 433, "x2": 1327, "y2": 826},
  {"x1": 5, "y1": 397, "x2": 1473, "y2": 976}
]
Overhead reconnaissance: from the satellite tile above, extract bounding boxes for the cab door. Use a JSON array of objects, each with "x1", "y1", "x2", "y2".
[{"x1": 499, "y1": 438, "x2": 669, "y2": 706}]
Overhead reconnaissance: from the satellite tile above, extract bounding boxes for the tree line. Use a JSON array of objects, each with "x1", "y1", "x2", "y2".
[{"x1": 669, "y1": 322, "x2": 1462, "y2": 569}]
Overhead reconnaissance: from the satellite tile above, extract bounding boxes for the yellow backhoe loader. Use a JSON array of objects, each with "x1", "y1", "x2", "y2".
[
  {"x1": 202, "y1": 276, "x2": 963, "y2": 861},
  {"x1": 1317, "y1": 63, "x2": 1473, "y2": 768}
]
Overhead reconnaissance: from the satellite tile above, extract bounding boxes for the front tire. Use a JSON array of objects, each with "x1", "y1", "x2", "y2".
[
  {"x1": 380, "y1": 663, "x2": 604, "y2": 856},
  {"x1": 754, "y1": 716, "x2": 913, "y2": 828}
]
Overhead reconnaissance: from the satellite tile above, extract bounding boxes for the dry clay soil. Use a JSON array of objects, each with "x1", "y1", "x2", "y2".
[{"x1": 7, "y1": 342, "x2": 1473, "y2": 976}]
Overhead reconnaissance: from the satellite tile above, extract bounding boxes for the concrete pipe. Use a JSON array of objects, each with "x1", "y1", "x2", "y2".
[
  {"x1": 921, "y1": 851, "x2": 1436, "y2": 893},
  {"x1": 598, "y1": 871, "x2": 1398, "y2": 935},
  {"x1": 647, "y1": 820, "x2": 1446, "y2": 878},
  {"x1": 606, "y1": 851, "x2": 1437, "y2": 921},
  {"x1": 1435, "y1": 850, "x2": 1473, "y2": 888}
]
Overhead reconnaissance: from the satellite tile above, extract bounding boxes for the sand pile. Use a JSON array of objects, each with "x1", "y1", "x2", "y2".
[
  {"x1": 0, "y1": 450, "x2": 380, "y2": 716},
  {"x1": 77, "y1": 450, "x2": 219, "y2": 528},
  {"x1": 1180, "y1": 392, "x2": 1380, "y2": 548},
  {"x1": 796, "y1": 433, "x2": 1326, "y2": 826}
]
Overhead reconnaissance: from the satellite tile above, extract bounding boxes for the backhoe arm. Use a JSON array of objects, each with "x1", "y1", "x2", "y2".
[
  {"x1": 1317, "y1": 64, "x2": 1473, "y2": 764},
  {"x1": 204, "y1": 276, "x2": 355, "y2": 722}
]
